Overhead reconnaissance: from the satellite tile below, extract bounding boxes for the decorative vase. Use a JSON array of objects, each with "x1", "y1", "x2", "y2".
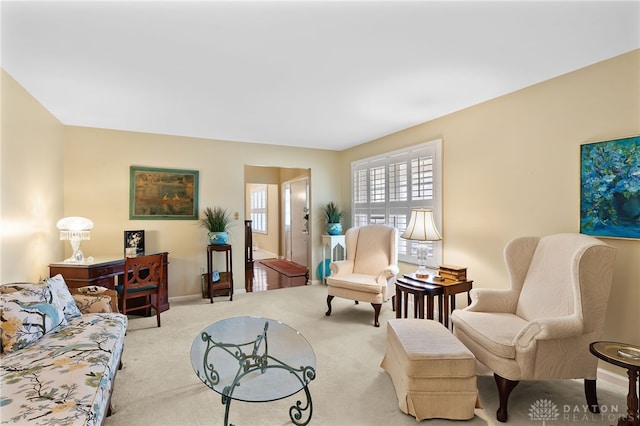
[
  {"x1": 327, "y1": 223, "x2": 342, "y2": 235},
  {"x1": 208, "y1": 231, "x2": 229, "y2": 245}
]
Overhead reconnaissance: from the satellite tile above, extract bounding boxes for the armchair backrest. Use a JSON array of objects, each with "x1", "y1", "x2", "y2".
[
  {"x1": 514, "y1": 233, "x2": 616, "y2": 329},
  {"x1": 345, "y1": 225, "x2": 398, "y2": 275}
]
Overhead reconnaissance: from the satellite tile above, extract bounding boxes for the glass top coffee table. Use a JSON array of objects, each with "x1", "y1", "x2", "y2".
[{"x1": 190, "y1": 316, "x2": 316, "y2": 426}]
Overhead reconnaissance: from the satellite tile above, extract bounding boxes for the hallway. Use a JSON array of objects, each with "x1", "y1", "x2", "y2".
[{"x1": 246, "y1": 259, "x2": 308, "y2": 292}]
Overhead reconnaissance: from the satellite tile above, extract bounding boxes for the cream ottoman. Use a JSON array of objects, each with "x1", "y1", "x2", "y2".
[{"x1": 380, "y1": 319, "x2": 478, "y2": 421}]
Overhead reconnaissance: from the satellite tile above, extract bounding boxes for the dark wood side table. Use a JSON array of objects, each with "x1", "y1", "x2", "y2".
[
  {"x1": 590, "y1": 341, "x2": 640, "y2": 426},
  {"x1": 207, "y1": 244, "x2": 233, "y2": 304},
  {"x1": 402, "y1": 273, "x2": 473, "y2": 328},
  {"x1": 395, "y1": 277, "x2": 443, "y2": 320}
]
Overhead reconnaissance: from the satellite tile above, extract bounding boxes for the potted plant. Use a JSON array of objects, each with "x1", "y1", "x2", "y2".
[
  {"x1": 323, "y1": 202, "x2": 343, "y2": 235},
  {"x1": 199, "y1": 206, "x2": 232, "y2": 245}
]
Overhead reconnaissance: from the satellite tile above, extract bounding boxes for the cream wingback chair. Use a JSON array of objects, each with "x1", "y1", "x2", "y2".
[
  {"x1": 450, "y1": 233, "x2": 616, "y2": 422},
  {"x1": 325, "y1": 225, "x2": 399, "y2": 327}
]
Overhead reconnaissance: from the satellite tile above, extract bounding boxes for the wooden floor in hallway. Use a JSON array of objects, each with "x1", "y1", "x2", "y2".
[{"x1": 246, "y1": 259, "x2": 308, "y2": 292}]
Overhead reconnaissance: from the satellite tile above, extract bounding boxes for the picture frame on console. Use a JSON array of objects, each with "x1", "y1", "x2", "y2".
[
  {"x1": 124, "y1": 230, "x2": 145, "y2": 256},
  {"x1": 130, "y1": 165, "x2": 199, "y2": 220},
  {"x1": 580, "y1": 135, "x2": 640, "y2": 239}
]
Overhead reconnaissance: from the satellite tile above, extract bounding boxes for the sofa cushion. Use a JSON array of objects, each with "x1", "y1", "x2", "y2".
[
  {"x1": 449, "y1": 310, "x2": 528, "y2": 359},
  {"x1": 0, "y1": 291, "x2": 66, "y2": 353},
  {"x1": 2, "y1": 279, "x2": 82, "y2": 322},
  {"x1": 327, "y1": 273, "x2": 383, "y2": 294},
  {"x1": 0, "y1": 313, "x2": 127, "y2": 425},
  {"x1": 44, "y1": 274, "x2": 83, "y2": 320},
  {"x1": 72, "y1": 294, "x2": 113, "y2": 313}
]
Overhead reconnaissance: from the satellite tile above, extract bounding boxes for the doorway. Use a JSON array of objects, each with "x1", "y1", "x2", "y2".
[
  {"x1": 284, "y1": 177, "x2": 309, "y2": 267},
  {"x1": 244, "y1": 165, "x2": 311, "y2": 278}
]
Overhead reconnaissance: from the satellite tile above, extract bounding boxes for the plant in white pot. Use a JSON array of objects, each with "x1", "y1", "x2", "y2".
[
  {"x1": 199, "y1": 206, "x2": 232, "y2": 245},
  {"x1": 323, "y1": 202, "x2": 343, "y2": 235}
]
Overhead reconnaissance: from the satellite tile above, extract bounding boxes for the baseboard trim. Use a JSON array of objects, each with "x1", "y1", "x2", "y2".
[
  {"x1": 169, "y1": 289, "x2": 247, "y2": 304},
  {"x1": 598, "y1": 366, "x2": 627, "y2": 389}
]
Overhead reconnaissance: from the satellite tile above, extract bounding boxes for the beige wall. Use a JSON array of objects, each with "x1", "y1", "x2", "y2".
[
  {"x1": 62, "y1": 127, "x2": 339, "y2": 296},
  {"x1": 341, "y1": 50, "x2": 640, "y2": 376},
  {"x1": 1, "y1": 70, "x2": 65, "y2": 282}
]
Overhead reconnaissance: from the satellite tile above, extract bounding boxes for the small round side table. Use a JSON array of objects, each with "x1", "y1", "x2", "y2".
[{"x1": 590, "y1": 341, "x2": 640, "y2": 426}]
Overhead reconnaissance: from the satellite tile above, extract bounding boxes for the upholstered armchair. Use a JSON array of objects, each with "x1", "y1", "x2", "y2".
[
  {"x1": 450, "y1": 233, "x2": 616, "y2": 422},
  {"x1": 325, "y1": 225, "x2": 399, "y2": 327}
]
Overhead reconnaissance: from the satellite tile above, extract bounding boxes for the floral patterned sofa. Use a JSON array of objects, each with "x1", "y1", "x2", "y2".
[{"x1": 0, "y1": 275, "x2": 127, "y2": 426}]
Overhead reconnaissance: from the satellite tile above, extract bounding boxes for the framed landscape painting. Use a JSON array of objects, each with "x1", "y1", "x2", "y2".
[
  {"x1": 580, "y1": 136, "x2": 640, "y2": 239},
  {"x1": 130, "y1": 166, "x2": 199, "y2": 220}
]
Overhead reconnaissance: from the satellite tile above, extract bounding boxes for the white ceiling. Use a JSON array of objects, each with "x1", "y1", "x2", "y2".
[{"x1": 2, "y1": 1, "x2": 639, "y2": 151}]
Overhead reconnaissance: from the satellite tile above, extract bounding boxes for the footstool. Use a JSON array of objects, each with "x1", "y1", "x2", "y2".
[{"x1": 380, "y1": 319, "x2": 478, "y2": 420}]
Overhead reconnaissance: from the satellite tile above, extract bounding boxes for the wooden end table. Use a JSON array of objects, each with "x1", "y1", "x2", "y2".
[
  {"x1": 395, "y1": 277, "x2": 443, "y2": 320},
  {"x1": 590, "y1": 341, "x2": 640, "y2": 426},
  {"x1": 206, "y1": 244, "x2": 233, "y2": 303},
  {"x1": 401, "y1": 273, "x2": 473, "y2": 328}
]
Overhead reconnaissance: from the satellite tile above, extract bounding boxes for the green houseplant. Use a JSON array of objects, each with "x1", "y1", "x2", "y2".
[
  {"x1": 199, "y1": 206, "x2": 232, "y2": 245},
  {"x1": 323, "y1": 202, "x2": 343, "y2": 235}
]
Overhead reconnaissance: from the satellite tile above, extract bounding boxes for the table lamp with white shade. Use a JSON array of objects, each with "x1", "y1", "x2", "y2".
[
  {"x1": 401, "y1": 209, "x2": 442, "y2": 279},
  {"x1": 57, "y1": 216, "x2": 93, "y2": 263}
]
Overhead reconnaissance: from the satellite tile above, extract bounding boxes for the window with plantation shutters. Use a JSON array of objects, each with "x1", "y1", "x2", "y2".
[
  {"x1": 250, "y1": 184, "x2": 267, "y2": 234},
  {"x1": 351, "y1": 139, "x2": 442, "y2": 267}
]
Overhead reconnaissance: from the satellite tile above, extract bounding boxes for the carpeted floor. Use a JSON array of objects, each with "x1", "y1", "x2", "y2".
[{"x1": 105, "y1": 285, "x2": 626, "y2": 426}]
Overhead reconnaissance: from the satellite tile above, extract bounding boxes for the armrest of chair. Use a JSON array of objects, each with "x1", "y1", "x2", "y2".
[
  {"x1": 330, "y1": 260, "x2": 354, "y2": 276},
  {"x1": 376, "y1": 265, "x2": 399, "y2": 284},
  {"x1": 466, "y1": 288, "x2": 519, "y2": 313},
  {"x1": 514, "y1": 315, "x2": 584, "y2": 349}
]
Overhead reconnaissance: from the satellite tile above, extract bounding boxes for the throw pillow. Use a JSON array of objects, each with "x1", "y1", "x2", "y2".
[
  {"x1": 71, "y1": 294, "x2": 113, "y2": 313},
  {"x1": 76, "y1": 285, "x2": 108, "y2": 294},
  {"x1": 43, "y1": 274, "x2": 82, "y2": 321},
  {"x1": 0, "y1": 291, "x2": 66, "y2": 353}
]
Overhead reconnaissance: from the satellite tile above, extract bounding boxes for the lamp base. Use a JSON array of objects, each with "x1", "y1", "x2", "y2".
[{"x1": 414, "y1": 265, "x2": 430, "y2": 279}]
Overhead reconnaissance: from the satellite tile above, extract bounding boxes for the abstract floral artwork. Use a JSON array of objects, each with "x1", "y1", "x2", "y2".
[{"x1": 580, "y1": 136, "x2": 640, "y2": 239}]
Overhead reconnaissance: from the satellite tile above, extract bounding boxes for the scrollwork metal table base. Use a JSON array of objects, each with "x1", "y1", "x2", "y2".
[{"x1": 191, "y1": 317, "x2": 316, "y2": 426}]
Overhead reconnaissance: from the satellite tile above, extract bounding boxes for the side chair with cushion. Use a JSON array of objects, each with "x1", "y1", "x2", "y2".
[
  {"x1": 450, "y1": 233, "x2": 616, "y2": 422},
  {"x1": 325, "y1": 224, "x2": 399, "y2": 327},
  {"x1": 116, "y1": 253, "x2": 164, "y2": 327}
]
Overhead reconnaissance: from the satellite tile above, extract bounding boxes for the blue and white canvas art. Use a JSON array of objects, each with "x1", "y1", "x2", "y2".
[{"x1": 580, "y1": 136, "x2": 640, "y2": 239}]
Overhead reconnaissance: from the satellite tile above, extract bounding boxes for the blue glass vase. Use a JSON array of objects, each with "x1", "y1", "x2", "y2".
[{"x1": 326, "y1": 223, "x2": 342, "y2": 235}]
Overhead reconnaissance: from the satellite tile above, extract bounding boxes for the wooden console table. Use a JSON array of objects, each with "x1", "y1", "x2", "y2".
[
  {"x1": 207, "y1": 244, "x2": 233, "y2": 303},
  {"x1": 49, "y1": 252, "x2": 170, "y2": 313}
]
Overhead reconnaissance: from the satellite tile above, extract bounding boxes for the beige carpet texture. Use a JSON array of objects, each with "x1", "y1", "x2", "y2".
[{"x1": 106, "y1": 284, "x2": 626, "y2": 426}]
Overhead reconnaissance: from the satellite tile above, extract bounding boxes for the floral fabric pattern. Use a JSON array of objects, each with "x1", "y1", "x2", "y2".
[
  {"x1": 44, "y1": 274, "x2": 83, "y2": 320},
  {"x1": 0, "y1": 289, "x2": 66, "y2": 353},
  {"x1": 71, "y1": 294, "x2": 113, "y2": 313},
  {"x1": 0, "y1": 313, "x2": 127, "y2": 425}
]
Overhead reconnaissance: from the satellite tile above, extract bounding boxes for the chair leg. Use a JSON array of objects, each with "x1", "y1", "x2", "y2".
[
  {"x1": 371, "y1": 303, "x2": 381, "y2": 327},
  {"x1": 585, "y1": 379, "x2": 599, "y2": 413},
  {"x1": 325, "y1": 295, "x2": 334, "y2": 316},
  {"x1": 154, "y1": 295, "x2": 161, "y2": 327},
  {"x1": 495, "y1": 373, "x2": 519, "y2": 422}
]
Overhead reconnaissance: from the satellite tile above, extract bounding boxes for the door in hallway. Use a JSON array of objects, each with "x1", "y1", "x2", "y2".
[{"x1": 284, "y1": 178, "x2": 309, "y2": 268}]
